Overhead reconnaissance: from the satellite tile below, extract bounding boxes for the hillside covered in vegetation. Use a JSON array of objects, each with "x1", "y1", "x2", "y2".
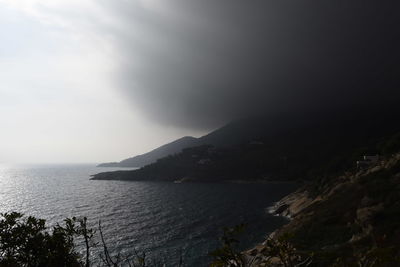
[
  {"x1": 92, "y1": 110, "x2": 400, "y2": 183},
  {"x1": 269, "y1": 152, "x2": 400, "y2": 266},
  {"x1": 6, "y1": 144, "x2": 400, "y2": 266},
  {"x1": 212, "y1": 135, "x2": 400, "y2": 266}
]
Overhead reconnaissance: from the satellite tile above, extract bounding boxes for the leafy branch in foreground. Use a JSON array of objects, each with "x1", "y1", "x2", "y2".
[
  {"x1": 3, "y1": 213, "x2": 398, "y2": 267},
  {"x1": 210, "y1": 225, "x2": 400, "y2": 267},
  {"x1": 0, "y1": 212, "x2": 81, "y2": 267},
  {"x1": 0, "y1": 212, "x2": 182, "y2": 267},
  {"x1": 210, "y1": 224, "x2": 247, "y2": 267},
  {"x1": 210, "y1": 226, "x2": 312, "y2": 267}
]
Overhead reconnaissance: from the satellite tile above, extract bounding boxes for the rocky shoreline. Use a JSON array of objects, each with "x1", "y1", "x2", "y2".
[
  {"x1": 244, "y1": 188, "x2": 314, "y2": 262},
  {"x1": 267, "y1": 189, "x2": 315, "y2": 219},
  {"x1": 243, "y1": 153, "x2": 400, "y2": 265}
]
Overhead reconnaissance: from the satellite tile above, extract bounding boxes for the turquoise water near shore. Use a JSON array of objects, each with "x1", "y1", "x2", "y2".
[{"x1": 0, "y1": 164, "x2": 297, "y2": 266}]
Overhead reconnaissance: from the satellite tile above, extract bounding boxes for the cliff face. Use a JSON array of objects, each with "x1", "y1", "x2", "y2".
[{"x1": 247, "y1": 153, "x2": 400, "y2": 266}]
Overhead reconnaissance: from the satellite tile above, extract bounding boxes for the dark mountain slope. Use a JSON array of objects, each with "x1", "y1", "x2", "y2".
[
  {"x1": 92, "y1": 108, "x2": 400, "y2": 182},
  {"x1": 98, "y1": 136, "x2": 198, "y2": 167},
  {"x1": 99, "y1": 106, "x2": 399, "y2": 168}
]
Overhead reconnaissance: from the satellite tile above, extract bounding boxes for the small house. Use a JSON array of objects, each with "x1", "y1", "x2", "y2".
[{"x1": 357, "y1": 155, "x2": 380, "y2": 169}]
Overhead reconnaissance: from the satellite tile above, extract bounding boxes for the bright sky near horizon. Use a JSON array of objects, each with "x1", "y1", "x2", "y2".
[{"x1": 0, "y1": 0, "x2": 204, "y2": 164}]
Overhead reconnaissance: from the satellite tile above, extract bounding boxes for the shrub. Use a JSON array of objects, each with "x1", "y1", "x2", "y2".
[{"x1": 0, "y1": 212, "x2": 82, "y2": 267}]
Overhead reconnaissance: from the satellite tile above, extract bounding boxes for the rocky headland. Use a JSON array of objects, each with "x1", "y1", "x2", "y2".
[{"x1": 244, "y1": 152, "x2": 400, "y2": 266}]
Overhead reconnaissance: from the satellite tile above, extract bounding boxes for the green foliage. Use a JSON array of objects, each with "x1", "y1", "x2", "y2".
[
  {"x1": 210, "y1": 226, "x2": 312, "y2": 267},
  {"x1": 0, "y1": 212, "x2": 81, "y2": 267},
  {"x1": 0, "y1": 213, "x2": 184, "y2": 267},
  {"x1": 210, "y1": 228, "x2": 400, "y2": 267},
  {"x1": 331, "y1": 246, "x2": 400, "y2": 267},
  {"x1": 256, "y1": 233, "x2": 312, "y2": 267},
  {"x1": 1, "y1": 211, "x2": 399, "y2": 267},
  {"x1": 209, "y1": 224, "x2": 247, "y2": 267}
]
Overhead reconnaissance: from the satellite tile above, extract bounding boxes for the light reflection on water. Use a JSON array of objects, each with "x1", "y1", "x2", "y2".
[{"x1": 0, "y1": 164, "x2": 296, "y2": 266}]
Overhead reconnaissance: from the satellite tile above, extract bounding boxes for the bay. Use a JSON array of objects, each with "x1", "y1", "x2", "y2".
[{"x1": 0, "y1": 164, "x2": 297, "y2": 266}]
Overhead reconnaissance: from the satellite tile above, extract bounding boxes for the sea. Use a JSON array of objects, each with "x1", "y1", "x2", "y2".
[{"x1": 0, "y1": 164, "x2": 297, "y2": 266}]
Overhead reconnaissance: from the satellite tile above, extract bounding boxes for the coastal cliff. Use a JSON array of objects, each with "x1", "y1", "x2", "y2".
[{"x1": 245, "y1": 152, "x2": 400, "y2": 266}]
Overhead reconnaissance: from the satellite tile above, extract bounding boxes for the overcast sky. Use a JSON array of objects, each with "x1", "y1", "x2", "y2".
[
  {"x1": 1, "y1": 1, "x2": 399, "y2": 164},
  {"x1": 0, "y1": 0, "x2": 207, "y2": 164}
]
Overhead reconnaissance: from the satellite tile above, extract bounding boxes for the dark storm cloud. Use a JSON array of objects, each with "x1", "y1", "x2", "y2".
[{"x1": 106, "y1": 1, "x2": 400, "y2": 129}]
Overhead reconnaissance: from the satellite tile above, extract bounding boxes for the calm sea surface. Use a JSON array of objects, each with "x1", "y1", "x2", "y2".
[{"x1": 0, "y1": 164, "x2": 297, "y2": 266}]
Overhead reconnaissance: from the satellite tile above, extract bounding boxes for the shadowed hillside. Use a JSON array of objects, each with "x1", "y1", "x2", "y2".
[
  {"x1": 93, "y1": 108, "x2": 400, "y2": 182},
  {"x1": 98, "y1": 136, "x2": 198, "y2": 167}
]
